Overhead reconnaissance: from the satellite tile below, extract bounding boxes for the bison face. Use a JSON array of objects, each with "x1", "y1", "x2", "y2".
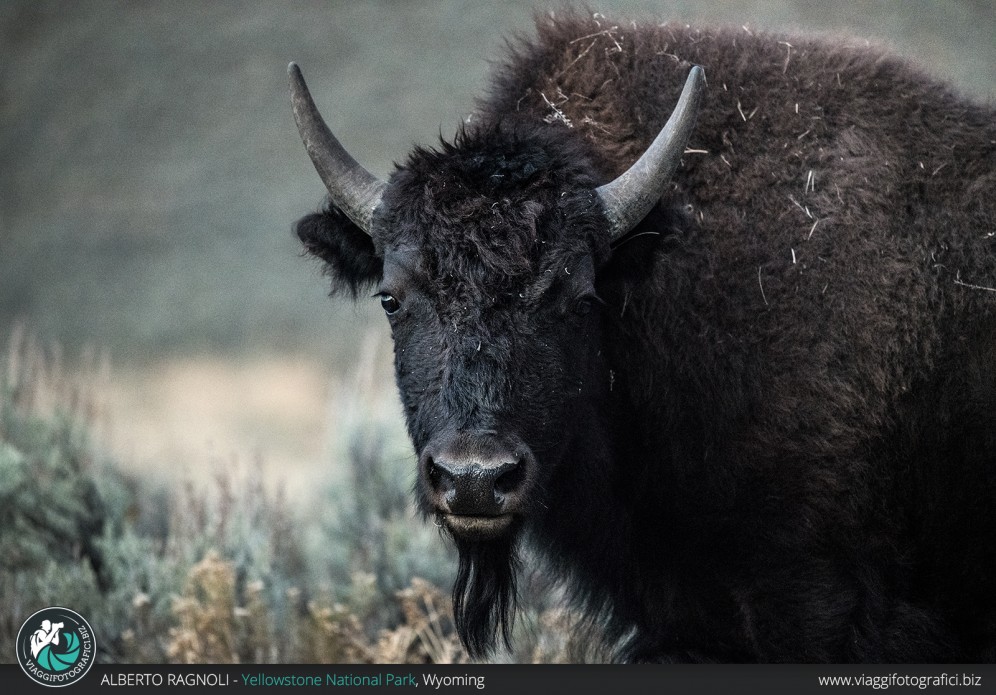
[
  {"x1": 377, "y1": 218, "x2": 608, "y2": 544},
  {"x1": 301, "y1": 123, "x2": 616, "y2": 543}
]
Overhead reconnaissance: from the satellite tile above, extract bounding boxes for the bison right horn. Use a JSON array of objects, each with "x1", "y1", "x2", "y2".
[
  {"x1": 596, "y1": 66, "x2": 706, "y2": 241},
  {"x1": 288, "y1": 62, "x2": 386, "y2": 235}
]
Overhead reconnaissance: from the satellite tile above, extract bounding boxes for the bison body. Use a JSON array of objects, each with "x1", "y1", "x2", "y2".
[{"x1": 292, "y1": 13, "x2": 996, "y2": 662}]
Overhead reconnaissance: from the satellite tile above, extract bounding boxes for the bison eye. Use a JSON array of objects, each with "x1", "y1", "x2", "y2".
[
  {"x1": 573, "y1": 295, "x2": 600, "y2": 316},
  {"x1": 379, "y1": 294, "x2": 401, "y2": 315}
]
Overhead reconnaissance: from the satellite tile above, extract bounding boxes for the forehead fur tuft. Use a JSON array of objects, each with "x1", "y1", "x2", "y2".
[{"x1": 378, "y1": 119, "x2": 610, "y2": 297}]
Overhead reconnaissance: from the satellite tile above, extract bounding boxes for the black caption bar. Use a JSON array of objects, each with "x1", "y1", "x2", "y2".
[{"x1": 1, "y1": 663, "x2": 992, "y2": 695}]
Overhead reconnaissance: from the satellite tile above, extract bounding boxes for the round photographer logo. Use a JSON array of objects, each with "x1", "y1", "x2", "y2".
[{"x1": 16, "y1": 607, "x2": 95, "y2": 687}]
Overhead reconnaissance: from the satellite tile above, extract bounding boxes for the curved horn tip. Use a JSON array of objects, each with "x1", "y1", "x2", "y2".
[
  {"x1": 287, "y1": 60, "x2": 385, "y2": 236},
  {"x1": 596, "y1": 64, "x2": 707, "y2": 242}
]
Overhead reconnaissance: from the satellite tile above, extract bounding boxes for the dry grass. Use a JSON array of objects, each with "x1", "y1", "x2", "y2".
[
  {"x1": 102, "y1": 356, "x2": 331, "y2": 492},
  {"x1": 167, "y1": 551, "x2": 240, "y2": 664},
  {"x1": 161, "y1": 551, "x2": 467, "y2": 664},
  {"x1": 3, "y1": 322, "x2": 111, "y2": 434},
  {"x1": 100, "y1": 327, "x2": 403, "y2": 496}
]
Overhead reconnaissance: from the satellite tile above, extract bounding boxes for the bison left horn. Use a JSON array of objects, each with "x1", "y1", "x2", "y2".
[
  {"x1": 596, "y1": 66, "x2": 706, "y2": 241},
  {"x1": 288, "y1": 62, "x2": 385, "y2": 235}
]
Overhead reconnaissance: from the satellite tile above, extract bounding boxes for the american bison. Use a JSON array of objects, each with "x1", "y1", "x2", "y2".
[{"x1": 289, "y1": 12, "x2": 995, "y2": 662}]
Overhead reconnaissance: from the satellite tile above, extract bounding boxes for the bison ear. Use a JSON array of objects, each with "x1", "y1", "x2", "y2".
[{"x1": 295, "y1": 205, "x2": 383, "y2": 297}]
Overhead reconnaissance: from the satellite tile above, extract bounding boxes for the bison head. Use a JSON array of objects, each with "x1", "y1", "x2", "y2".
[{"x1": 289, "y1": 63, "x2": 703, "y2": 656}]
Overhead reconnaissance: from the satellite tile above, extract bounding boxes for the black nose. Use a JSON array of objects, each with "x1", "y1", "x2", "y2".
[{"x1": 421, "y1": 437, "x2": 532, "y2": 517}]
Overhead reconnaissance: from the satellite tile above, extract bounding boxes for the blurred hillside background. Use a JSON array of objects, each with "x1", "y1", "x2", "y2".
[{"x1": 1, "y1": 0, "x2": 994, "y2": 664}]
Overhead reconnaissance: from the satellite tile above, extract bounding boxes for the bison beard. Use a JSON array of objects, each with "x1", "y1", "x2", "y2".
[{"x1": 451, "y1": 534, "x2": 520, "y2": 656}]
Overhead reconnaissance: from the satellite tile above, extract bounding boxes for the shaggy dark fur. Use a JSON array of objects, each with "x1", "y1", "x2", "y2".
[{"x1": 293, "y1": 12, "x2": 996, "y2": 663}]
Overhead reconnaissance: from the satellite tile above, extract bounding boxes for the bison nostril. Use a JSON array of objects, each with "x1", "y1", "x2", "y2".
[
  {"x1": 494, "y1": 460, "x2": 525, "y2": 496},
  {"x1": 426, "y1": 457, "x2": 454, "y2": 492}
]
